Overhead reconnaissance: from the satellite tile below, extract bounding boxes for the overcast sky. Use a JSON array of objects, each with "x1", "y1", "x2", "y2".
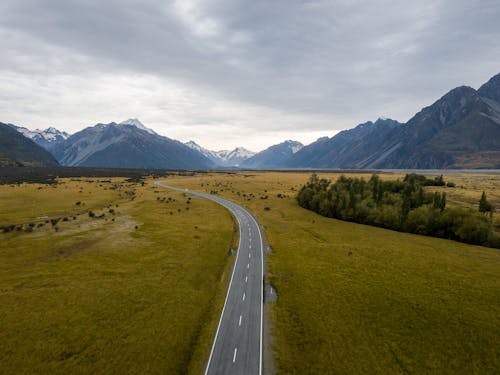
[{"x1": 0, "y1": 0, "x2": 499, "y2": 151}]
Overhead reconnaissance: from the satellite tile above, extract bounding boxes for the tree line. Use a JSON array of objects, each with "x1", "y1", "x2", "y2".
[{"x1": 297, "y1": 173, "x2": 499, "y2": 248}]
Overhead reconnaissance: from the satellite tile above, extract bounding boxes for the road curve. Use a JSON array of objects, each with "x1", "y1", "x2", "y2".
[{"x1": 155, "y1": 181, "x2": 263, "y2": 375}]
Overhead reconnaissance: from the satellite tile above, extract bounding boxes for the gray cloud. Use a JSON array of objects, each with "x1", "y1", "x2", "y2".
[{"x1": 0, "y1": 0, "x2": 499, "y2": 150}]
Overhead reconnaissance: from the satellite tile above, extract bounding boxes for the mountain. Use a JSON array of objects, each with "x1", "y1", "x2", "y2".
[
  {"x1": 242, "y1": 140, "x2": 303, "y2": 169},
  {"x1": 52, "y1": 121, "x2": 214, "y2": 169},
  {"x1": 9, "y1": 124, "x2": 70, "y2": 150},
  {"x1": 184, "y1": 141, "x2": 221, "y2": 163},
  {"x1": 0, "y1": 122, "x2": 59, "y2": 166},
  {"x1": 214, "y1": 147, "x2": 256, "y2": 166},
  {"x1": 119, "y1": 118, "x2": 157, "y2": 135},
  {"x1": 478, "y1": 72, "x2": 500, "y2": 103},
  {"x1": 287, "y1": 118, "x2": 401, "y2": 168},
  {"x1": 184, "y1": 141, "x2": 256, "y2": 167},
  {"x1": 286, "y1": 73, "x2": 500, "y2": 169}
]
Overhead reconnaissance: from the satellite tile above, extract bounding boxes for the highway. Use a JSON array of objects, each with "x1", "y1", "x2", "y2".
[{"x1": 155, "y1": 181, "x2": 263, "y2": 375}]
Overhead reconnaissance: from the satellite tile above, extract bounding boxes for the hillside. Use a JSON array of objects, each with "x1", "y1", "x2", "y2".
[
  {"x1": 286, "y1": 73, "x2": 500, "y2": 169},
  {"x1": 52, "y1": 121, "x2": 213, "y2": 170},
  {"x1": 242, "y1": 140, "x2": 303, "y2": 169},
  {"x1": 0, "y1": 123, "x2": 59, "y2": 166}
]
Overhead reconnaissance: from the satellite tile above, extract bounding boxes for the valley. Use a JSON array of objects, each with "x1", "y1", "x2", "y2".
[{"x1": 1, "y1": 170, "x2": 497, "y2": 373}]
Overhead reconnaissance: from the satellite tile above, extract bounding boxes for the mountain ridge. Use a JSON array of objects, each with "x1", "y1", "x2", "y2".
[{"x1": 0, "y1": 122, "x2": 59, "y2": 166}]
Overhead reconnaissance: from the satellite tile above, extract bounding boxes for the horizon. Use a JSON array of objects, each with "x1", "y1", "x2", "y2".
[{"x1": 1, "y1": 1, "x2": 499, "y2": 151}]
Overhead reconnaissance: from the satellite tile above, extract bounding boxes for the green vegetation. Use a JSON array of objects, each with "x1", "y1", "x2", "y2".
[
  {"x1": 2, "y1": 171, "x2": 499, "y2": 374},
  {"x1": 297, "y1": 173, "x2": 499, "y2": 248},
  {"x1": 167, "y1": 171, "x2": 500, "y2": 374},
  {"x1": 0, "y1": 178, "x2": 235, "y2": 374}
]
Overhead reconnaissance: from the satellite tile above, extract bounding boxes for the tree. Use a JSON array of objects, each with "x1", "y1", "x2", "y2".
[{"x1": 478, "y1": 192, "x2": 493, "y2": 213}]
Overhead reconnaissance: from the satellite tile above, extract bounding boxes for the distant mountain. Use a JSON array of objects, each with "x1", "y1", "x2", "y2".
[
  {"x1": 242, "y1": 140, "x2": 303, "y2": 169},
  {"x1": 119, "y1": 118, "x2": 157, "y2": 135},
  {"x1": 286, "y1": 72, "x2": 500, "y2": 169},
  {"x1": 478, "y1": 72, "x2": 500, "y2": 103},
  {"x1": 0, "y1": 122, "x2": 59, "y2": 166},
  {"x1": 287, "y1": 118, "x2": 401, "y2": 168},
  {"x1": 184, "y1": 141, "x2": 221, "y2": 163},
  {"x1": 215, "y1": 147, "x2": 256, "y2": 166},
  {"x1": 52, "y1": 120, "x2": 213, "y2": 169},
  {"x1": 9, "y1": 124, "x2": 70, "y2": 150},
  {"x1": 185, "y1": 141, "x2": 256, "y2": 167}
]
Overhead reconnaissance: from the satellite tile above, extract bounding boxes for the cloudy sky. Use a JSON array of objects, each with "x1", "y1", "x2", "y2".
[{"x1": 0, "y1": 0, "x2": 499, "y2": 151}]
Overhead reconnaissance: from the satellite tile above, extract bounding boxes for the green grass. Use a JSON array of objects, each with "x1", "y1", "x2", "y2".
[
  {"x1": 0, "y1": 179, "x2": 235, "y2": 374},
  {"x1": 168, "y1": 171, "x2": 500, "y2": 374}
]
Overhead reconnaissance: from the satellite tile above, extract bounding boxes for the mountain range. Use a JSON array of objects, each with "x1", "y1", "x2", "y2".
[
  {"x1": 184, "y1": 141, "x2": 256, "y2": 167},
  {"x1": 2, "y1": 72, "x2": 499, "y2": 170},
  {"x1": 50, "y1": 119, "x2": 213, "y2": 169},
  {"x1": 8, "y1": 124, "x2": 70, "y2": 150},
  {"x1": 0, "y1": 122, "x2": 59, "y2": 166},
  {"x1": 286, "y1": 73, "x2": 500, "y2": 169}
]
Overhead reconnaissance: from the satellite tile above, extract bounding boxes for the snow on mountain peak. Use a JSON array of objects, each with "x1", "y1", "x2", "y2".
[
  {"x1": 11, "y1": 124, "x2": 70, "y2": 144},
  {"x1": 119, "y1": 118, "x2": 156, "y2": 135},
  {"x1": 285, "y1": 140, "x2": 304, "y2": 153}
]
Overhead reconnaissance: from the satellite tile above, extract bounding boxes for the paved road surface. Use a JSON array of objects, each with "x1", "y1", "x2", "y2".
[{"x1": 155, "y1": 181, "x2": 263, "y2": 375}]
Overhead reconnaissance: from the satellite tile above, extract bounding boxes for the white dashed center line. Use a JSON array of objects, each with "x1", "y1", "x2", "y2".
[
  {"x1": 239, "y1": 315, "x2": 242, "y2": 326},
  {"x1": 242, "y1": 292, "x2": 246, "y2": 301},
  {"x1": 233, "y1": 347, "x2": 238, "y2": 363}
]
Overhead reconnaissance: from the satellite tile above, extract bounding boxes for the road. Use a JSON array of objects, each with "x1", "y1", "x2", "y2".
[{"x1": 155, "y1": 181, "x2": 263, "y2": 375}]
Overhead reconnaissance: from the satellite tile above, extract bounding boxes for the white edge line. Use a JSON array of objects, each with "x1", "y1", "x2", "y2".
[{"x1": 154, "y1": 181, "x2": 244, "y2": 375}]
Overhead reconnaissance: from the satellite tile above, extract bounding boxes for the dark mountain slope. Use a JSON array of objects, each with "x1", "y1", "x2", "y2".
[
  {"x1": 0, "y1": 122, "x2": 59, "y2": 166},
  {"x1": 478, "y1": 72, "x2": 500, "y2": 103},
  {"x1": 242, "y1": 140, "x2": 303, "y2": 169},
  {"x1": 52, "y1": 122, "x2": 213, "y2": 170},
  {"x1": 287, "y1": 118, "x2": 401, "y2": 168},
  {"x1": 286, "y1": 72, "x2": 500, "y2": 169}
]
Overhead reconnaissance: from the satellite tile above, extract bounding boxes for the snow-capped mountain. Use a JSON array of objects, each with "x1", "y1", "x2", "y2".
[
  {"x1": 241, "y1": 140, "x2": 304, "y2": 169},
  {"x1": 185, "y1": 141, "x2": 256, "y2": 167},
  {"x1": 52, "y1": 121, "x2": 213, "y2": 169},
  {"x1": 184, "y1": 140, "x2": 220, "y2": 161},
  {"x1": 215, "y1": 147, "x2": 256, "y2": 166},
  {"x1": 119, "y1": 118, "x2": 157, "y2": 135},
  {"x1": 9, "y1": 124, "x2": 70, "y2": 150}
]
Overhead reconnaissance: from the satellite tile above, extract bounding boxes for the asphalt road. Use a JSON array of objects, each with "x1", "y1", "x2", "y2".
[{"x1": 155, "y1": 181, "x2": 263, "y2": 375}]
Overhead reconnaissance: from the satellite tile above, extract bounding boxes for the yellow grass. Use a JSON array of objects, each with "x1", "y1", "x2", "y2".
[
  {"x1": 0, "y1": 178, "x2": 235, "y2": 374},
  {"x1": 167, "y1": 171, "x2": 500, "y2": 374}
]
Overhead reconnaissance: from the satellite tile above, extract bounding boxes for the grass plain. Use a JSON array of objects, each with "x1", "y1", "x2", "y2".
[
  {"x1": 0, "y1": 178, "x2": 236, "y2": 374},
  {"x1": 1, "y1": 171, "x2": 498, "y2": 374},
  {"x1": 167, "y1": 171, "x2": 500, "y2": 374}
]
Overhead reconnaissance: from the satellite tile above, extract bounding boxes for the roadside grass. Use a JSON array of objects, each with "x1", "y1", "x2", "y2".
[
  {"x1": 167, "y1": 171, "x2": 500, "y2": 374},
  {"x1": 0, "y1": 178, "x2": 235, "y2": 374}
]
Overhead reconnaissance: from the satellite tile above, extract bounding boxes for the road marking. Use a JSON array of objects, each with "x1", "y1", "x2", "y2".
[
  {"x1": 154, "y1": 181, "x2": 264, "y2": 375},
  {"x1": 239, "y1": 315, "x2": 242, "y2": 326},
  {"x1": 233, "y1": 348, "x2": 238, "y2": 363},
  {"x1": 242, "y1": 292, "x2": 246, "y2": 301},
  {"x1": 249, "y1": 253, "x2": 251, "y2": 258},
  {"x1": 247, "y1": 263, "x2": 250, "y2": 269},
  {"x1": 249, "y1": 244, "x2": 252, "y2": 249},
  {"x1": 245, "y1": 276, "x2": 248, "y2": 283}
]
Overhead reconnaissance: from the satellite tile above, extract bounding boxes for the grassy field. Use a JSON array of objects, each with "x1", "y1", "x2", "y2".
[
  {"x1": 0, "y1": 178, "x2": 236, "y2": 374},
  {"x1": 167, "y1": 171, "x2": 500, "y2": 374}
]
